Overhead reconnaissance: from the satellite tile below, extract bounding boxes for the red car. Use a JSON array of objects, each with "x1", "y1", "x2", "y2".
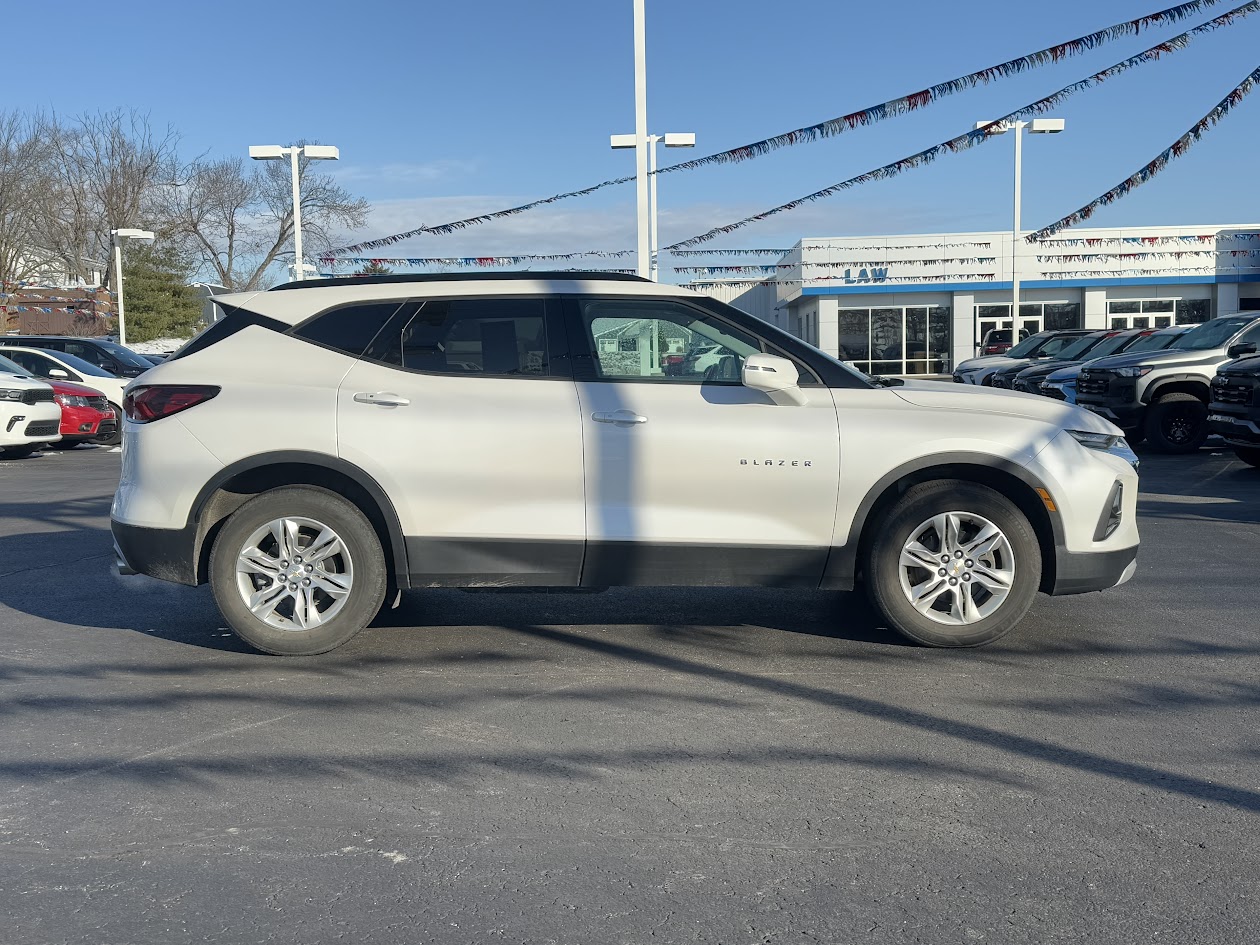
[{"x1": 49, "y1": 379, "x2": 117, "y2": 449}]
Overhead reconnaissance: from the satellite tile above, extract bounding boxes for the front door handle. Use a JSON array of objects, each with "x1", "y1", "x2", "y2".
[
  {"x1": 592, "y1": 409, "x2": 647, "y2": 425},
  {"x1": 354, "y1": 391, "x2": 410, "y2": 407}
]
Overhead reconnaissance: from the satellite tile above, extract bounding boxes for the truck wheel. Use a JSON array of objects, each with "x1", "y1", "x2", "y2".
[
  {"x1": 1143, "y1": 393, "x2": 1208, "y2": 454},
  {"x1": 209, "y1": 486, "x2": 387, "y2": 656},
  {"x1": 1236, "y1": 447, "x2": 1260, "y2": 469},
  {"x1": 865, "y1": 480, "x2": 1041, "y2": 647}
]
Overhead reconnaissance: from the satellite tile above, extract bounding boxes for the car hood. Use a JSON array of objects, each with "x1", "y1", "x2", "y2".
[
  {"x1": 955, "y1": 356, "x2": 1039, "y2": 374},
  {"x1": 891, "y1": 379, "x2": 1118, "y2": 433},
  {"x1": 1044, "y1": 364, "x2": 1084, "y2": 383},
  {"x1": 1082, "y1": 346, "x2": 1223, "y2": 372},
  {"x1": 1216, "y1": 354, "x2": 1260, "y2": 378},
  {"x1": 0, "y1": 372, "x2": 52, "y2": 389}
]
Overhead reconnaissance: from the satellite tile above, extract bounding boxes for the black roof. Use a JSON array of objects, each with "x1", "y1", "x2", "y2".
[{"x1": 269, "y1": 271, "x2": 650, "y2": 291}]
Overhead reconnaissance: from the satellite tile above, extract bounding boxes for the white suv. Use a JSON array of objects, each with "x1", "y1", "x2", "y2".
[
  {"x1": 112, "y1": 273, "x2": 1140, "y2": 655},
  {"x1": 0, "y1": 353, "x2": 62, "y2": 457}
]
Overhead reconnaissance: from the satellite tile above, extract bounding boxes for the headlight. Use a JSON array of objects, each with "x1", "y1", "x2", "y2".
[
  {"x1": 0, "y1": 389, "x2": 22, "y2": 401},
  {"x1": 54, "y1": 394, "x2": 89, "y2": 407},
  {"x1": 1112, "y1": 366, "x2": 1152, "y2": 378},
  {"x1": 1067, "y1": 429, "x2": 1139, "y2": 471}
]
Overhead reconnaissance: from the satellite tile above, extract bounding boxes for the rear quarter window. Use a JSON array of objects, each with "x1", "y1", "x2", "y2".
[{"x1": 292, "y1": 301, "x2": 405, "y2": 358}]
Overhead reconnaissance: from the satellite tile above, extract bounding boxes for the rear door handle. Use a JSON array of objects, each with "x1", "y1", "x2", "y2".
[
  {"x1": 592, "y1": 409, "x2": 647, "y2": 425},
  {"x1": 354, "y1": 391, "x2": 410, "y2": 407}
]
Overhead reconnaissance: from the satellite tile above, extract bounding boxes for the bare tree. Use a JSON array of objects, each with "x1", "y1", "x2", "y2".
[
  {"x1": 34, "y1": 109, "x2": 180, "y2": 286},
  {"x1": 0, "y1": 111, "x2": 54, "y2": 286},
  {"x1": 166, "y1": 144, "x2": 369, "y2": 291}
]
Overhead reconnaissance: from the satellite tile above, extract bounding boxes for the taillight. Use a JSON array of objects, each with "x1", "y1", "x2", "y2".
[{"x1": 124, "y1": 385, "x2": 220, "y2": 423}]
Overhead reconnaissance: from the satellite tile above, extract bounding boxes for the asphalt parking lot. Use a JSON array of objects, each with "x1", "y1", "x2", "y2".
[{"x1": 0, "y1": 446, "x2": 1257, "y2": 945}]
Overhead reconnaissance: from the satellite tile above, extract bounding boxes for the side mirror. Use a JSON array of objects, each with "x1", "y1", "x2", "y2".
[
  {"x1": 48, "y1": 368, "x2": 69, "y2": 378},
  {"x1": 1227, "y1": 342, "x2": 1257, "y2": 359},
  {"x1": 742, "y1": 353, "x2": 807, "y2": 405}
]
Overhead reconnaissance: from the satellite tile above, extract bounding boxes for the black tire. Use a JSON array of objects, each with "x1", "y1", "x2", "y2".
[
  {"x1": 865, "y1": 480, "x2": 1042, "y2": 648},
  {"x1": 0, "y1": 445, "x2": 40, "y2": 460},
  {"x1": 209, "y1": 486, "x2": 387, "y2": 656},
  {"x1": 1143, "y1": 393, "x2": 1208, "y2": 454},
  {"x1": 1235, "y1": 447, "x2": 1260, "y2": 469},
  {"x1": 50, "y1": 439, "x2": 85, "y2": 450}
]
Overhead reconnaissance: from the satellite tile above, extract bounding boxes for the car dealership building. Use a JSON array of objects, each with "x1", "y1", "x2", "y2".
[{"x1": 692, "y1": 223, "x2": 1260, "y2": 376}]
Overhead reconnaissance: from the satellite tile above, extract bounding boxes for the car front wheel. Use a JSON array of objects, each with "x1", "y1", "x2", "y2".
[
  {"x1": 1143, "y1": 393, "x2": 1208, "y2": 454},
  {"x1": 209, "y1": 486, "x2": 387, "y2": 656},
  {"x1": 866, "y1": 480, "x2": 1042, "y2": 647}
]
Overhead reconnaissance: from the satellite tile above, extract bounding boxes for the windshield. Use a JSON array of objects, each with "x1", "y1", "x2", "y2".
[
  {"x1": 1086, "y1": 333, "x2": 1137, "y2": 359},
  {"x1": 1005, "y1": 333, "x2": 1048, "y2": 358},
  {"x1": 1171, "y1": 317, "x2": 1255, "y2": 351},
  {"x1": 0, "y1": 354, "x2": 29, "y2": 376},
  {"x1": 94, "y1": 340, "x2": 156, "y2": 370},
  {"x1": 1124, "y1": 331, "x2": 1179, "y2": 354},
  {"x1": 1057, "y1": 334, "x2": 1109, "y2": 360}
]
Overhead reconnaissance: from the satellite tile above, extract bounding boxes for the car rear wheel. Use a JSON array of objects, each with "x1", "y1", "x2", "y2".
[
  {"x1": 1143, "y1": 393, "x2": 1208, "y2": 454},
  {"x1": 209, "y1": 486, "x2": 387, "y2": 656},
  {"x1": 865, "y1": 480, "x2": 1041, "y2": 647},
  {"x1": 1235, "y1": 447, "x2": 1260, "y2": 469}
]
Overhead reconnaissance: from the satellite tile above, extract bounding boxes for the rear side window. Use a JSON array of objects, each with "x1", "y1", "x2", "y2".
[
  {"x1": 374, "y1": 298, "x2": 550, "y2": 376},
  {"x1": 293, "y1": 301, "x2": 403, "y2": 358}
]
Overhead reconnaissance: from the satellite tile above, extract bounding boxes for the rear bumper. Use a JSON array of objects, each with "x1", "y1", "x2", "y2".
[
  {"x1": 112, "y1": 518, "x2": 199, "y2": 586},
  {"x1": 1050, "y1": 544, "x2": 1138, "y2": 595}
]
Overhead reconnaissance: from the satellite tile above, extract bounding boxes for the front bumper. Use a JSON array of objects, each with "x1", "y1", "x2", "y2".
[
  {"x1": 1208, "y1": 410, "x2": 1260, "y2": 446},
  {"x1": 1050, "y1": 544, "x2": 1138, "y2": 595}
]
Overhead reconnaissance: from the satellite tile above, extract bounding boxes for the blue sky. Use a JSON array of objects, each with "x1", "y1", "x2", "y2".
[{"x1": 6, "y1": 1, "x2": 1260, "y2": 278}]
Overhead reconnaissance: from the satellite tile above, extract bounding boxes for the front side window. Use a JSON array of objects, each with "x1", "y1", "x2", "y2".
[
  {"x1": 4, "y1": 350, "x2": 64, "y2": 379},
  {"x1": 63, "y1": 342, "x2": 114, "y2": 371},
  {"x1": 375, "y1": 298, "x2": 549, "y2": 376},
  {"x1": 578, "y1": 299, "x2": 762, "y2": 383}
]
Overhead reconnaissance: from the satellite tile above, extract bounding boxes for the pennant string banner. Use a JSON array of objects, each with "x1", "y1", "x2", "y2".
[
  {"x1": 1029, "y1": 64, "x2": 1260, "y2": 239},
  {"x1": 659, "y1": 0, "x2": 1235, "y2": 176},
  {"x1": 326, "y1": 1, "x2": 1245, "y2": 255},
  {"x1": 664, "y1": 1, "x2": 1260, "y2": 251},
  {"x1": 319, "y1": 251, "x2": 634, "y2": 267}
]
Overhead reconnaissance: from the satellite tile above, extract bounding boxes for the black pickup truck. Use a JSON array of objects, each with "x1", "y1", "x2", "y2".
[{"x1": 1209, "y1": 347, "x2": 1260, "y2": 468}]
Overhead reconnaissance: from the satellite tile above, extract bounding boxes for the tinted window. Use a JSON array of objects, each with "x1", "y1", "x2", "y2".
[
  {"x1": 63, "y1": 342, "x2": 118, "y2": 371},
  {"x1": 93, "y1": 340, "x2": 156, "y2": 371},
  {"x1": 294, "y1": 301, "x2": 402, "y2": 358},
  {"x1": 378, "y1": 298, "x2": 549, "y2": 376},
  {"x1": 3, "y1": 350, "x2": 74, "y2": 380},
  {"x1": 579, "y1": 298, "x2": 762, "y2": 384}
]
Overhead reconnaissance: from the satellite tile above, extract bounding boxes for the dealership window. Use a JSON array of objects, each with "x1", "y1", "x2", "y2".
[
  {"x1": 837, "y1": 306, "x2": 951, "y2": 375},
  {"x1": 1107, "y1": 298, "x2": 1210, "y2": 329},
  {"x1": 975, "y1": 301, "x2": 1081, "y2": 336}
]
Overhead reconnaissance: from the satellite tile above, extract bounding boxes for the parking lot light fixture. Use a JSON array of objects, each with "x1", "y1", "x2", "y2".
[
  {"x1": 110, "y1": 228, "x2": 156, "y2": 347},
  {"x1": 249, "y1": 143, "x2": 340, "y2": 282},
  {"x1": 611, "y1": 130, "x2": 695, "y2": 280},
  {"x1": 974, "y1": 118, "x2": 1066, "y2": 333}
]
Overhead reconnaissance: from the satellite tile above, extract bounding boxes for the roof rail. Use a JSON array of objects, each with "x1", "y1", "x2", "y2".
[{"x1": 269, "y1": 271, "x2": 651, "y2": 291}]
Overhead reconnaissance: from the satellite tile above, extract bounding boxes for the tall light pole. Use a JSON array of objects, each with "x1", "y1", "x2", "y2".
[
  {"x1": 632, "y1": 0, "x2": 649, "y2": 279},
  {"x1": 974, "y1": 118, "x2": 1065, "y2": 329},
  {"x1": 612, "y1": 131, "x2": 695, "y2": 280},
  {"x1": 248, "y1": 143, "x2": 340, "y2": 281},
  {"x1": 110, "y1": 228, "x2": 155, "y2": 347}
]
